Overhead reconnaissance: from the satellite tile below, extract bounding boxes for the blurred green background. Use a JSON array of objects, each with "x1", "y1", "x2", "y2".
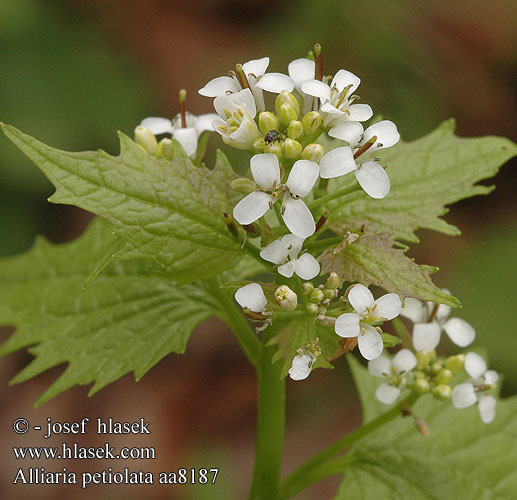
[{"x1": 0, "y1": 0, "x2": 515, "y2": 499}]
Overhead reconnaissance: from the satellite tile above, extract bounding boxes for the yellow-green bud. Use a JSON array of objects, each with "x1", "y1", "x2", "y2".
[
  {"x1": 413, "y1": 370, "x2": 426, "y2": 379},
  {"x1": 302, "y1": 282, "x2": 314, "y2": 295},
  {"x1": 306, "y1": 302, "x2": 319, "y2": 315},
  {"x1": 310, "y1": 288, "x2": 324, "y2": 304},
  {"x1": 156, "y1": 138, "x2": 174, "y2": 160},
  {"x1": 283, "y1": 138, "x2": 302, "y2": 159},
  {"x1": 302, "y1": 111, "x2": 323, "y2": 135},
  {"x1": 275, "y1": 90, "x2": 300, "y2": 117},
  {"x1": 432, "y1": 384, "x2": 452, "y2": 401},
  {"x1": 318, "y1": 306, "x2": 327, "y2": 315},
  {"x1": 413, "y1": 378, "x2": 430, "y2": 394},
  {"x1": 325, "y1": 272, "x2": 340, "y2": 289},
  {"x1": 430, "y1": 360, "x2": 443, "y2": 376},
  {"x1": 416, "y1": 351, "x2": 432, "y2": 370},
  {"x1": 437, "y1": 368, "x2": 453, "y2": 385},
  {"x1": 231, "y1": 177, "x2": 257, "y2": 194},
  {"x1": 301, "y1": 143, "x2": 324, "y2": 162},
  {"x1": 253, "y1": 137, "x2": 266, "y2": 151},
  {"x1": 264, "y1": 141, "x2": 283, "y2": 159},
  {"x1": 278, "y1": 103, "x2": 298, "y2": 126},
  {"x1": 259, "y1": 112, "x2": 280, "y2": 134},
  {"x1": 445, "y1": 354, "x2": 465, "y2": 375},
  {"x1": 275, "y1": 285, "x2": 298, "y2": 311},
  {"x1": 323, "y1": 288, "x2": 335, "y2": 300},
  {"x1": 287, "y1": 120, "x2": 304, "y2": 140},
  {"x1": 135, "y1": 125, "x2": 158, "y2": 155}
]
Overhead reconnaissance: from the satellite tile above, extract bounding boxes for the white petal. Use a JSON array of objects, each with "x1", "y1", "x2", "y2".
[
  {"x1": 452, "y1": 383, "x2": 477, "y2": 409},
  {"x1": 235, "y1": 283, "x2": 267, "y2": 312},
  {"x1": 443, "y1": 318, "x2": 475, "y2": 347},
  {"x1": 288, "y1": 58, "x2": 315, "y2": 87},
  {"x1": 282, "y1": 234, "x2": 304, "y2": 258},
  {"x1": 320, "y1": 102, "x2": 343, "y2": 115},
  {"x1": 348, "y1": 284, "x2": 375, "y2": 314},
  {"x1": 233, "y1": 191, "x2": 273, "y2": 225},
  {"x1": 301, "y1": 79, "x2": 331, "y2": 102},
  {"x1": 194, "y1": 113, "x2": 219, "y2": 134},
  {"x1": 198, "y1": 76, "x2": 240, "y2": 97},
  {"x1": 260, "y1": 239, "x2": 289, "y2": 265},
  {"x1": 355, "y1": 161, "x2": 390, "y2": 199},
  {"x1": 242, "y1": 57, "x2": 270, "y2": 78},
  {"x1": 434, "y1": 293, "x2": 452, "y2": 321},
  {"x1": 328, "y1": 122, "x2": 364, "y2": 146},
  {"x1": 140, "y1": 117, "x2": 173, "y2": 135},
  {"x1": 229, "y1": 116, "x2": 261, "y2": 147},
  {"x1": 250, "y1": 153, "x2": 281, "y2": 189},
  {"x1": 478, "y1": 395, "x2": 496, "y2": 424},
  {"x1": 319, "y1": 147, "x2": 356, "y2": 179},
  {"x1": 331, "y1": 69, "x2": 361, "y2": 94},
  {"x1": 282, "y1": 198, "x2": 315, "y2": 238},
  {"x1": 374, "y1": 293, "x2": 402, "y2": 320},
  {"x1": 288, "y1": 353, "x2": 313, "y2": 381},
  {"x1": 294, "y1": 253, "x2": 320, "y2": 280},
  {"x1": 483, "y1": 370, "x2": 499, "y2": 386},
  {"x1": 231, "y1": 88, "x2": 257, "y2": 118},
  {"x1": 362, "y1": 120, "x2": 400, "y2": 152},
  {"x1": 465, "y1": 352, "x2": 487, "y2": 380},
  {"x1": 172, "y1": 128, "x2": 198, "y2": 157},
  {"x1": 400, "y1": 298, "x2": 428, "y2": 323},
  {"x1": 358, "y1": 325, "x2": 384, "y2": 360},
  {"x1": 412, "y1": 322, "x2": 441, "y2": 352},
  {"x1": 392, "y1": 349, "x2": 417, "y2": 374},
  {"x1": 346, "y1": 104, "x2": 373, "y2": 122},
  {"x1": 286, "y1": 160, "x2": 319, "y2": 197},
  {"x1": 278, "y1": 260, "x2": 296, "y2": 278},
  {"x1": 214, "y1": 94, "x2": 238, "y2": 120},
  {"x1": 376, "y1": 383, "x2": 401, "y2": 405},
  {"x1": 368, "y1": 356, "x2": 391, "y2": 378},
  {"x1": 255, "y1": 73, "x2": 294, "y2": 93},
  {"x1": 334, "y1": 313, "x2": 360, "y2": 338}
]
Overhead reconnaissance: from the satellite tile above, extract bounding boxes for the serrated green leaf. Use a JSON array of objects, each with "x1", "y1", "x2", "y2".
[
  {"x1": 1, "y1": 124, "x2": 243, "y2": 283},
  {"x1": 0, "y1": 218, "x2": 219, "y2": 406},
  {"x1": 319, "y1": 233, "x2": 460, "y2": 307},
  {"x1": 326, "y1": 120, "x2": 517, "y2": 242},
  {"x1": 334, "y1": 356, "x2": 517, "y2": 499}
]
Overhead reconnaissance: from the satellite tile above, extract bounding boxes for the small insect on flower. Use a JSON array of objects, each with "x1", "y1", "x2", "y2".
[{"x1": 264, "y1": 130, "x2": 284, "y2": 144}]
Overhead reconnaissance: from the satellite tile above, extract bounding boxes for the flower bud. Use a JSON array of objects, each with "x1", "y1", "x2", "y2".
[
  {"x1": 445, "y1": 354, "x2": 465, "y2": 374},
  {"x1": 432, "y1": 384, "x2": 452, "y2": 401},
  {"x1": 135, "y1": 126, "x2": 158, "y2": 155},
  {"x1": 416, "y1": 351, "x2": 431, "y2": 370},
  {"x1": 283, "y1": 138, "x2": 302, "y2": 159},
  {"x1": 231, "y1": 177, "x2": 257, "y2": 194},
  {"x1": 253, "y1": 137, "x2": 266, "y2": 150},
  {"x1": 325, "y1": 272, "x2": 340, "y2": 290},
  {"x1": 278, "y1": 103, "x2": 298, "y2": 126},
  {"x1": 437, "y1": 368, "x2": 453, "y2": 385},
  {"x1": 156, "y1": 138, "x2": 174, "y2": 160},
  {"x1": 323, "y1": 288, "x2": 336, "y2": 300},
  {"x1": 275, "y1": 285, "x2": 298, "y2": 311},
  {"x1": 301, "y1": 143, "x2": 324, "y2": 162},
  {"x1": 430, "y1": 360, "x2": 443, "y2": 376},
  {"x1": 287, "y1": 120, "x2": 304, "y2": 140},
  {"x1": 413, "y1": 370, "x2": 426, "y2": 379},
  {"x1": 318, "y1": 306, "x2": 327, "y2": 315},
  {"x1": 302, "y1": 111, "x2": 323, "y2": 135},
  {"x1": 275, "y1": 90, "x2": 300, "y2": 117},
  {"x1": 305, "y1": 302, "x2": 319, "y2": 315},
  {"x1": 310, "y1": 288, "x2": 324, "y2": 304},
  {"x1": 259, "y1": 112, "x2": 280, "y2": 135},
  {"x1": 413, "y1": 378, "x2": 430, "y2": 394},
  {"x1": 302, "y1": 282, "x2": 314, "y2": 295},
  {"x1": 264, "y1": 141, "x2": 283, "y2": 159}
]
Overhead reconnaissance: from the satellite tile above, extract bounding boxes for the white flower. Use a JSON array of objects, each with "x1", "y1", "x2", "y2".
[
  {"x1": 452, "y1": 352, "x2": 498, "y2": 423},
  {"x1": 334, "y1": 284, "x2": 402, "y2": 360},
  {"x1": 301, "y1": 69, "x2": 373, "y2": 128},
  {"x1": 323, "y1": 120, "x2": 400, "y2": 199},
  {"x1": 235, "y1": 283, "x2": 267, "y2": 313},
  {"x1": 368, "y1": 349, "x2": 417, "y2": 404},
  {"x1": 401, "y1": 293, "x2": 476, "y2": 351},
  {"x1": 138, "y1": 111, "x2": 218, "y2": 158},
  {"x1": 198, "y1": 57, "x2": 293, "y2": 112},
  {"x1": 232, "y1": 154, "x2": 318, "y2": 238},
  {"x1": 211, "y1": 89, "x2": 262, "y2": 150},
  {"x1": 287, "y1": 58, "x2": 316, "y2": 114},
  {"x1": 260, "y1": 234, "x2": 320, "y2": 280},
  {"x1": 289, "y1": 351, "x2": 317, "y2": 380}
]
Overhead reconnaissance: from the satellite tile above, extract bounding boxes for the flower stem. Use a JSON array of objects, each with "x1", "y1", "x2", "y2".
[
  {"x1": 391, "y1": 317, "x2": 415, "y2": 352},
  {"x1": 278, "y1": 393, "x2": 418, "y2": 499},
  {"x1": 249, "y1": 329, "x2": 286, "y2": 500},
  {"x1": 309, "y1": 183, "x2": 361, "y2": 210}
]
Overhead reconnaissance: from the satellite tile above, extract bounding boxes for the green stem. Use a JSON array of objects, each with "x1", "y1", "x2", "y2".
[
  {"x1": 249, "y1": 329, "x2": 286, "y2": 500},
  {"x1": 304, "y1": 235, "x2": 343, "y2": 252},
  {"x1": 391, "y1": 317, "x2": 415, "y2": 352},
  {"x1": 278, "y1": 393, "x2": 418, "y2": 499},
  {"x1": 308, "y1": 183, "x2": 361, "y2": 210}
]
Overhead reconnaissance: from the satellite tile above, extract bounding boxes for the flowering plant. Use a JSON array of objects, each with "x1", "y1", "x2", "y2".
[{"x1": 1, "y1": 44, "x2": 516, "y2": 499}]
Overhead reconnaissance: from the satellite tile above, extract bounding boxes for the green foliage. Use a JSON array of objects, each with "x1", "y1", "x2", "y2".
[
  {"x1": 1, "y1": 125, "x2": 243, "y2": 283},
  {"x1": 325, "y1": 120, "x2": 516, "y2": 243},
  {"x1": 335, "y1": 356, "x2": 517, "y2": 499},
  {"x1": 0, "y1": 218, "x2": 220, "y2": 406},
  {"x1": 319, "y1": 233, "x2": 460, "y2": 307}
]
